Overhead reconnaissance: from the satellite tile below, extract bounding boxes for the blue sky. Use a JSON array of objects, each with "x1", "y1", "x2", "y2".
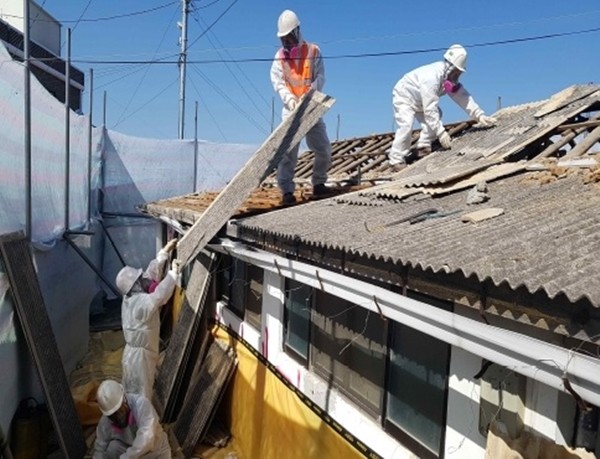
[{"x1": 42, "y1": 0, "x2": 600, "y2": 144}]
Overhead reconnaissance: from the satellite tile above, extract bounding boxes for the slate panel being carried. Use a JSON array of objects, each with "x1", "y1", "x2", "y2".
[
  {"x1": 153, "y1": 250, "x2": 215, "y2": 422},
  {"x1": 177, "y1": 90, "x2": 335, "y2": 266},
  {"x1": 0, "y1": 231, "x2": 87, "y2": 458}
]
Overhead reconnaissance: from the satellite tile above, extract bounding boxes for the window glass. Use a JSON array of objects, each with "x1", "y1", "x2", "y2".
[
  {"x1": 244, "y1": 263, "x2": 263, "y2": 330},
  {"x1": 283, "y1": 278, "x2": 312, "y2": 363},
  {"x1": 228, "y1": 258, "x2": 246, "y2": 319},
  {"x1": 385, "y1": 292, "x2": 451, "y2": 457},
  {"x1": 311, "y1": 290, "x2": 387, "y2": 416}
]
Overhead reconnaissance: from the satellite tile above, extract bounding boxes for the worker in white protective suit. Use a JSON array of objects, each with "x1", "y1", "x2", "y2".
[
  {"x1": 93, "y1": 379, "x2": 171, "y2": 459},
  {"x1": 116, "y1": 238, "x2": 180, "y2": 398},
  {"x1": 388, "y1": 44, "x2": 497, "y2": 172},
  {"x1": 270, "y1": 9, "x2": 332, "y2": 205}
]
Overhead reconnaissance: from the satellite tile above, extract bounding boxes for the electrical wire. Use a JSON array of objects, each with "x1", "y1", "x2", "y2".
[
  {"x1": 110, "y1": 77, "x2": 179, "y2": 129},
  {"x1": 2, "y1": 1, "x2": 179, "y2": 23},
  {"x1": 191, "y1": 11, "x2": 271, "y2": 125},
  {"x1": 187, "y1": 0, "x2": 239, "y2": 50},
  {"x1": 69, "y1": 0, "x2": 94, "y2": 33},
  {"x1": 195, "y1": 0, "x2": 226, "y2": 10},
  {"x1": 69, "y1": 25, "x2": 600, "y2": 65},
  {"x1": 190, "y1": 64, "x2": 269, "y2": 135},
  {"x1": 113, "y1": 3, "x2": 180, "y2": 128}
]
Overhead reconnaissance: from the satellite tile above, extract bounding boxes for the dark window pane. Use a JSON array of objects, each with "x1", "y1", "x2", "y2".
[
  {"x1": 311, "y1": 290, "x2": 387, "y2": 416},
  {"x1": 244, "y1": 264, "x2": 263, "y2": 329},
  {"x1": 228, "y1": 258, "x2": 246, "y2": 318},
  {"x1": 284, "y1": 279, "x2": 312, "y2": 362},
  {"x1": 386, "y1": 321, "x2": 450, "y2": 456}
]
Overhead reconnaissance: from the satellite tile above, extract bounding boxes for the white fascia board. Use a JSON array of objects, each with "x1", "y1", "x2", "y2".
[{"x1": 210, "y1": 239, "x2": 600, "y2": 407}]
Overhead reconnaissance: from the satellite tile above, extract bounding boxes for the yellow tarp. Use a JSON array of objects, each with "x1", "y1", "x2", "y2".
[
  {"x1": 213, "y1": 326, "x2": 364, "y2": 459},
  {"x1": 70, "y1": 330, "x2": 124, "y2": 427}
]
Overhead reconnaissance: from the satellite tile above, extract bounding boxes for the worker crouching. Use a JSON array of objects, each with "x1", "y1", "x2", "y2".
[{"x1": 93, "y1": 380, "x2": 171, "y2": 458}]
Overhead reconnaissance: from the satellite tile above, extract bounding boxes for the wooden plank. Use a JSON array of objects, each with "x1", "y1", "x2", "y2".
[
  {"x1": 178, "y1": 90, "x2": 335, "y2": 266},
  {"x1": 0, "y1": 231, "x2": 87, "y2": 458}
]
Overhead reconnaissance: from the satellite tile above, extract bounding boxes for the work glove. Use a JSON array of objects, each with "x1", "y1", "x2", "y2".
[
  {"x1": 171, "y1": 259, "x2": 181, "y2": 275},
  {"x1": 439, "y1": 131, "x2": 452, "y2": 149},
  {"x1": 477, "y1": 115, "x2": 498, "y2": 127},
  {"x1": 163, "y1": 238, "x2": 177, "y2": 253},
  {"x1": 286, "y1": 97, "x2": 299, "y2": 111}
]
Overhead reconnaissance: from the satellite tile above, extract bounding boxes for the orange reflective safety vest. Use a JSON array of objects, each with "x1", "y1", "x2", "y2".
[{"x1": 279, "y1": 43, "x2": 317, "y2": 97}]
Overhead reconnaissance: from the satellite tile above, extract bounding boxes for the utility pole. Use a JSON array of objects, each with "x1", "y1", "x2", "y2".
[{"x1": 178, "y1": 0, "x2": 191, "y2": 139}]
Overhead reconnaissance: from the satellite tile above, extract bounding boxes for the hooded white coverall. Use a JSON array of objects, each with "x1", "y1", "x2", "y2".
[
  {"x1": 389, "y1": 61, "x2": 485, "y2": 165},
  {"x1": 93, "y1": 393, "x2": 171, "y2": 459},
  {"x1": 270, "y1": 36, "x2": 332, "y2": 194},
  {"x1": 121, "y1": 249, "x2": 177, "y2": 398}
]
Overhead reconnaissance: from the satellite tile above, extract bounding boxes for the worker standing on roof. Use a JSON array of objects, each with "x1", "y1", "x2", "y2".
[
  {"x1": 93, "y1": 379, "x2": 171, "y2": 458},
  {"x1": 388, "y1": 44, "x2": 497, "y2": 172},
  {"x1": 116, "y1": 239, "x2": 180, "y2": 399},
  {"x1": 271, "y1": 9, "x2": 332, "y2": 205}
]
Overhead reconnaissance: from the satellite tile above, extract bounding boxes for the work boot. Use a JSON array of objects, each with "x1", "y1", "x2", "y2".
[
  {"x1": 281, "y1": 192, "x2": 296, "y2": 205},
  {"x1": 416, "y1": 146, "x2": 432, "y2": 158},
  {"x1": 389, "y1": 162, "x2": 407, "y2": 173},
  {"x1": 312, "y1": 184, "x2": 332, "y2": 198}
]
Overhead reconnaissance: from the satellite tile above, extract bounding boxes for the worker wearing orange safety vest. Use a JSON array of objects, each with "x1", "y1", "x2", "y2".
[{"x1": 270, "y1": 9, "x2": 332, "y2": 205}]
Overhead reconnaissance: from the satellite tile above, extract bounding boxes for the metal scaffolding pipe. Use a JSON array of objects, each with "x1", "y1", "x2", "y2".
[
  {"x1": 64, "y1": 28, "x2": 71, "y2": 231},
  {"x1": 64, "y1": 234, "x2": 121, "y2": 297},
  {"x1": 193, "y1": 100, "x2": 198, "y2": 192},
  {"x1": 23, "y1": 0, "x2": 31, "y2": 239},
  {"x1": 87, "y1": 68, "x2": 94, "y2": 222},
  {"x1": 99, "y1": 220, "x2": 126, "y2": 267}
]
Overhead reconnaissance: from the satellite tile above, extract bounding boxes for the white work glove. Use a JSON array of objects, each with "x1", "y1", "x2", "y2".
[
  {"x1": 163, "y1": 238, "x2": 177, "y2": 253},
  {"x1": 171, "y1": 259, "x2": 181, "y2": 275},
  {"x1": 286, "y1": 97, "x2": 299, "y2": 111},
  {"x1": 439, "y1": 131, "x2": 452, "y2": 149},
  {"x1": 477, "y1": 115, "x2": 497, "y2": 127}
]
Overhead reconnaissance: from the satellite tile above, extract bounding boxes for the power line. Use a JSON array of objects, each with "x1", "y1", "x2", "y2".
[
  {"x1": 195, "y1": 0, "x2": 226, "y2": 10},
  {"x1": 187, "y1": 0, "x2": 239, "y2": 49},
  {"x1": 190, "y1": 64, "x2": 269, "y2": 135},
  {"x1": 1, "y1": 1, "x2": 179, "y2": 23},
  {"x1": 191, "y1": 10, "x2": 271, "y2": 125},
  {"x1": 111, "y1": 77, "x2": 179, "y2": 129},
  {"x1": 68, "y1": 25, "x2": 600, "y2": 65},
  {"x1": 113, "y1": 4, "x2": 180, "y2": 127},
  {"x1": 70, "y1": 0, "x2": 94, "y2": 33}
]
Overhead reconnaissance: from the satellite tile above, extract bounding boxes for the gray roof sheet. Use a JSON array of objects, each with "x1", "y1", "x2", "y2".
[{"x1": 232, "y1": 172, "x2": 600, "y2": 307}]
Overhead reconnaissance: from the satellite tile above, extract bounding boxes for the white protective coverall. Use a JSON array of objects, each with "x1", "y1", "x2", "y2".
[
  {"x1": 121, "y1": 249, "x2": 177, "y2": 398},
  {"x1": 270, "y1": 34, "x2": 332, "y2": 194},
  {"x1": 389, "y1": 61, "x2": 485, "y2": 165},
  {"x1": 93, "y1": 393, "x2": 171, "y2": 459}
]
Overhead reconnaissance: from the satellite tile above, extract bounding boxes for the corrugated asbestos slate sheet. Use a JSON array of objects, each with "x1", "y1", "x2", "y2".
[
  {"x1": 362, "y1": 84, "x2": 600, "y2": 198},
  {"x1": 230, "y1": 172, "x2": 600, "y2": 307},
  {"x1": 144, "y1": 84, "x2": 600, "y2": 317}
]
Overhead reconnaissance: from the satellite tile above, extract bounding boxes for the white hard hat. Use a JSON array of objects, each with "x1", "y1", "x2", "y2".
[
  {"x1": 443, "y1": 44, "x2": 467, "y2": 72},
  {"x1": 277, "y1": 9, "x2": 300, "y2": 37},
  {"x1": 97, "y1": 380, "x2": 124, "y2": 416},
  {"x1": 115, "y1": 266, "x2": 143, "y2": 296}
]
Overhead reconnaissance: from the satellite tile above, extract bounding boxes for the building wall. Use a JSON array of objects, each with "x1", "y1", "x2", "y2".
[
  {"x1": 210, "y1": 250, "x2": 598, "y2": 458},
  {"x1": 0, "y1": 0, "x2": 61, "y2": 54}
]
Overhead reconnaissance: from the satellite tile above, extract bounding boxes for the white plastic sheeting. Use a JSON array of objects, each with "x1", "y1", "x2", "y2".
[
  {"x1": 0, "y1": 39, "x2": 256, "y2": 433},
  {"x1": 0, "y1": 42, "x2": 102, "y2": 244}
]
